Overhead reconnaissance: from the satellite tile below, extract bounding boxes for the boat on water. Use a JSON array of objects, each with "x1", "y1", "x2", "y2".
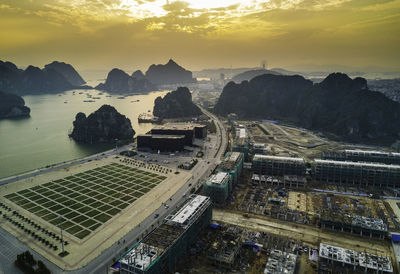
[{"x1": 138, "y1": 113, "x2": 162, "y2": 123}]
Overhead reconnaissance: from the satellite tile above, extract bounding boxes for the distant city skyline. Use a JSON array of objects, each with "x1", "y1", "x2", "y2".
[{"x1": 1, "y1": 0, "x2": 399, "y2": 72}]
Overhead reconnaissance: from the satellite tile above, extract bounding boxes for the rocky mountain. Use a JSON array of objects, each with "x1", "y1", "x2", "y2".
[
  {"x1": 269, "y1": 68, "x2": 300, "y2": 76},
  {"x1": 95, "y1": 68, "x2": 155, "y2": 93},
  {"x1": 153, "y1": 87, "x2": 202, "y2": 118},
  {"x1": 368, "y1": 78, "x2": 400, "y2": 103},
  {"x1": 0, "y1": 90, "x2": 30, "y2": 118},
  {"x1": 69, "y1": 105, "x2": 135, "y2": 143},
  {"x1": 0, "y1": 60, "x2": 86, "y2": 94},
  {"x1": 132, "y1": 70, "x2": 145, "y2": 80},
  {"x1": 44, "y1": 61, "x2": 86, "y2": 86},
  {"x1": 231, "y1": 69, "x2": 281, "y2": 83},
  {"x1": 214, "y1": 73, "x2": 400, "y2": 143},
  {"x1": 145, "y1": 59, "x2": 196, "y2": 85}
]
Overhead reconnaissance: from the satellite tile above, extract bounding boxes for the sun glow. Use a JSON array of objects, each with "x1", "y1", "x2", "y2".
[
  {"x1": 174, "y1": 0, "x2": 254, "y2": 9},
  {"x1": 118, "y1": 0, "x2": 270, "y2": 19}
]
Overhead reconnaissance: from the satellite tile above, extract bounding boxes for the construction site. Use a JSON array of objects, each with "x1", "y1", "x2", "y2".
[
  {"x1": 119, "y1": 195, "x2": 212, "y2": 274},
  {"x1": 191, "y1": 119, "x2": 400, "y2": 273},
  {"x1": 319, "y1": 243, "x2": 393, "y2": 273},
  {"x1": 112, "y1": 119, "x2": 400, "y2": 273},
  {"x1": 173, "y1": 221, "x2": 305, "y2": 274},
  {"x1": 233, "y1": 175, "x2": 400, "y2": 236}
]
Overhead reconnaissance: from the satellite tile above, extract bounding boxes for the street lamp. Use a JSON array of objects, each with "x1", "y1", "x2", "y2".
[
  {"x1": 115, "y1": 138, "x2": 119, "y2": 154},
  {"x1": 58, "y1": 216, "x2": 65, "y2": 254}
]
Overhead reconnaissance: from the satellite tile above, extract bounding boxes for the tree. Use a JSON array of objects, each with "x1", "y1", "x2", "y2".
[
  {"x1": 36, "y1": 260, "x2": 51, "y2": 274},
  {"x1": 24, "y1": 251, "x2": 36, "y2": 266}
]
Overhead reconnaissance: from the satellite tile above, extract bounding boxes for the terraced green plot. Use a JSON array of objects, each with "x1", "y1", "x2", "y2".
[{"x1": 5, "y1": 162, "x2": 166, "y2": 240}]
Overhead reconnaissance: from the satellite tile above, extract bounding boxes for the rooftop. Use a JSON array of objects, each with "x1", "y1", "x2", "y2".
[
  {"x1": 253, "y1": 143, "x2": 265, "y2": 149},
  {"x1": 207, "y1": 172, "x2": 229, "y2": 186},
  {"x1": 142, "y1": 224, "x2": 184, "y2": 250},
  {"x1": 220, "y1": 152, "x2": 243, "y2": 170},
  {"x1": 166, "y1": 194, "x2": 210, "y2": 228},
  {"x1": 138, "y1": 134, "x2": 186, "y2": 139},
  {"x1": 152, "y1": 122, "x2": 205, "y2": 131},
  {"x1": 236, "y1": 128, "x2": 247, "y2": 139},
  {"x1": 228, "y1": 152, "x2": 242, "y2": 163},
  {"x1": 345, "y1": 149, "x2": 400, "y2": 157},
  {"x1": 314, "y1": 159, "x2": 400, "y2": 169},
  {"x1": 253, "y1": 154, "x2": 304, "y2": 163}
]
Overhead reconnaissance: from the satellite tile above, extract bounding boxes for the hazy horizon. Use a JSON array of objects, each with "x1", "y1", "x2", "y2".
[{"x1": 1, "y1": 0, "x2": 399, "y2": 73}]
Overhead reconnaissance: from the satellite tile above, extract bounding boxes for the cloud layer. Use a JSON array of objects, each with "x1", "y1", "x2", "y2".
[{"x1": 1, "y1": 0, "x2": 399, "y2": 71}]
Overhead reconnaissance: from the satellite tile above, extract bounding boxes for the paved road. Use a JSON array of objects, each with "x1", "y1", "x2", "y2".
[
  {"x1": 0, "y1": 107, "x2": 228, "y2": 273},
  {"x1": 78, "y1": 106, "x2": 228, "y2": 273},
  {"x1": 0, "y1": 146, "x2": 128, "y2": 186}
]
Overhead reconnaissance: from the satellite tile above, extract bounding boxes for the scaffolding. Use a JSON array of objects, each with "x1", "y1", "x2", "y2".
[
  {"x1": 313, "y1": 159, "x2": 400, "y2": 187},
  {"x1": 323, "y1": 149, "x2": 400, "y2": 165},
  {"x1": 206, "y1": 232, "x2": 242, "y2": 269},
  {"x1": 252, "y1": 155, "x2": 306, "y2": 176},
  {"x1": 120, "y1": 195, "x2": 212, "y2": 274},
  {"x1": 264, "y1": 249, "x2": 297, "y2": 274},
  {"x1": 233, "y1": 126, "x2": 250, "y2": 160},
  {"x1": 219, "y1": 152, "x2": 244, "y2": 186},
  {"x1": 253, "y1": 143, "x2": 269, "y2": 155},
  {"x1": 319, "y1": 243, "x2": 393, "y2": 273},
  {"x1": 251, "y1": 174, "x2": 306, "y2": 188},
  {"x1": 203, "y1": 172, "x2": 231, "y2": 205},
  {"x1": 320, "y1": 213, "x2": 388, "y2": 239}
]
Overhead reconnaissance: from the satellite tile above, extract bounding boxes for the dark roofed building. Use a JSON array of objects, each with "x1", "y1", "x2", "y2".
[{"x1": 137, "y1": 134, "x2": 185, "y2": 152}]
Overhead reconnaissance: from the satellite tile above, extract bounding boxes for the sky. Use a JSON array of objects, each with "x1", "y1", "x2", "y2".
[{"x1": 0, "y1": 0, "x2": 399, "y2": 72}]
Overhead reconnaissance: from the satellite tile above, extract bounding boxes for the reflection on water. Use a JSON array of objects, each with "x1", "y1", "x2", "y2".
[{"x1": 0, "y1": 89, "x2": 168, "y2": 178}]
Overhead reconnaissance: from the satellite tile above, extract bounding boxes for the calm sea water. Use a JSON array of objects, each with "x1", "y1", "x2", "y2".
[{"x1": 0, "y1": 89, "x2": 168, "y2": 178}]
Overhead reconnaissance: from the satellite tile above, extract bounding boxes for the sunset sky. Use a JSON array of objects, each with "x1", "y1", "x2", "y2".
[{"x1": 1, "y1": 0, "x2": 399, "y2": 72}]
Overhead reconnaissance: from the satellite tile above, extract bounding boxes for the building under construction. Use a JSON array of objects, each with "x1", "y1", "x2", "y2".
[
  {"x1": 252, "y1": 155, "x2": 306, "y2": 177},
  {"x1": 313, "y1": 159, "x2": 400, "y2": 187},
  {"x1": 251, "y1": 174, "x2": 307, "y2": 188},
  {"x1": 203, "y1": 172, "x2": 231, "y2": 205},
  {"x1": 322, "y1": 149, "x2": 400, "y2": 165},
  {"x1": 264, "y1": 249, "x2": 297, "y2": 274},
  {"x1": 319, "y1": 243, "x2": 393, "y2": 273},
  {"x1": 232, "y1": 126, "x2": 250, "y2": 160},
  {"x1": 253, "y1": 143, "x2": 268, "y2": 155},
  {"x1": 218, "y1": 152, "x2": 244, "y2": 186},
  {"x1": 206, "y1": 231, "x2": 242, "y2": 269},
  {"x1": 119, "y1": 195, "x2": 212, "y2": 274},
  {"x1": 320, "y1": 213, "x2": 388, "y2": 239}
]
